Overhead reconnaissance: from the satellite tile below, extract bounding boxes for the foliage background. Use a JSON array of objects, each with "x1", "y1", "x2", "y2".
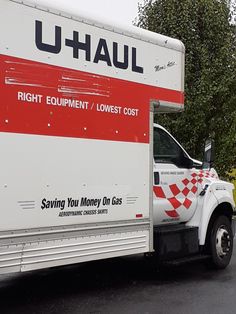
[{"x1": 136, "y1": 0, "x2": 236, "y2": 181}]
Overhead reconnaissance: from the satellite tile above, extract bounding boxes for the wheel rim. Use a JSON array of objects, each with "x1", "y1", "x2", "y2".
[{"x1": 215, "y1": 225, "x2": 231, "y2": 259}]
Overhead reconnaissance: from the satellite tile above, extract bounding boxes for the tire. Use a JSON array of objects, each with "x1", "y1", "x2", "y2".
[{"x1": 208, "y1": 215, "x2": 233, "y2": 269}]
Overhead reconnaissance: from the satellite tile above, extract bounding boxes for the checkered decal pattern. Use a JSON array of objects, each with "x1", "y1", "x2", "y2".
[
  {"x1": 153, "y1": 170, "x2": 218, "y2": 219},
  {"x1": 198, "y1": 170, "x2": 218, "y2": 181}
]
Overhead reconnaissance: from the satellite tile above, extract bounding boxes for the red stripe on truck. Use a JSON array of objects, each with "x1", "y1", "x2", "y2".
[{"x1": 0, "y1": 55, "x2": 184, "y2": 143}]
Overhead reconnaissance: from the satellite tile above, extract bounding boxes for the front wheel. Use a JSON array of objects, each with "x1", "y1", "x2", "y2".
[{"x1": 208, "y1": 215, "x2": 233, "y2": 269}]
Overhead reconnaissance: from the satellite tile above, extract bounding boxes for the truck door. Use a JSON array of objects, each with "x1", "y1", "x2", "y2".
[{"x1": 153, "y1": 126, "x2": 199, "y2": 225}]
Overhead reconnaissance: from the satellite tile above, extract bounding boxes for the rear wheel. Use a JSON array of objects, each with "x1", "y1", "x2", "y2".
[{"x1": 208, "y1": 215, "x2": 233, "y2": 269}]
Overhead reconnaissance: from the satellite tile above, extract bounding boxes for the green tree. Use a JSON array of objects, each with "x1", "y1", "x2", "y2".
[{"x1": 137, "y1": 0, "x2": 236, "y2": 177}]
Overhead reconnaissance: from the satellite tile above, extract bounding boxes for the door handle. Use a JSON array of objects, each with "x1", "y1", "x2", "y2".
[{"x1": 154, "y1": 172, "x2": 160, "y2": 185}]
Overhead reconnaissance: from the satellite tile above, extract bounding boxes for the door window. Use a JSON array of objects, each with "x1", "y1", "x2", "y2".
[{"x1": 154, "y1": 128, "x2": 185, "y2": 164}]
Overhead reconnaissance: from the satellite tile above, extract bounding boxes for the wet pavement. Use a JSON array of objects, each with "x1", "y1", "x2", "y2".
[{"x1": 0, "y1": 243, "x2": 236, "y2": 314}]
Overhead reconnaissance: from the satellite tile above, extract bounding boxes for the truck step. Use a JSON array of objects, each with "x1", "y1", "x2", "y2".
[
  {"x1": 163, "y1": 254, "x2": 211, "y2": 266},
  {"x1": 154, "y1": 225, "x2": 199, "y2": 261}
]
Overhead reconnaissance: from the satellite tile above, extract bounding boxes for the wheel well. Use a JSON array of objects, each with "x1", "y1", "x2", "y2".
[
  {"x1": 204, "y1": 202, "x2": 233, "y2": 251},
  {"x1": 209, "y1": 202, "x2": 233, "y2": 223}
]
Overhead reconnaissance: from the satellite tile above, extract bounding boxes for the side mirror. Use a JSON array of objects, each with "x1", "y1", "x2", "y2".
[{"x1": 203, "y1": 139, "x2": 215, "y2": 169}]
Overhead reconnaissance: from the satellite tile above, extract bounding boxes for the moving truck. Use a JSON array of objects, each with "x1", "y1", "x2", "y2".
[{"x1": 0, "y1": 0, "x2": 235, "y2": 274}]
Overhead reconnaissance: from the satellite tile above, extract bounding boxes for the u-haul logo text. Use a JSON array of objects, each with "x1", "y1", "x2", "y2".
[{"x1": 35, "y1": 20, "x2": 144, "y2": 74}]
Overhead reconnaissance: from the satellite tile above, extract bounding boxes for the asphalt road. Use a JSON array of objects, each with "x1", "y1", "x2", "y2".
[{"x1": 0, "y1": 243, "x2": 236, "y2": 314}]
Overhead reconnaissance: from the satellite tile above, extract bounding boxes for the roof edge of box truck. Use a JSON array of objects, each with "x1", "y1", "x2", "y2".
[{"x1": 11, "y1": 0, "x2": 185, "y2": 53}]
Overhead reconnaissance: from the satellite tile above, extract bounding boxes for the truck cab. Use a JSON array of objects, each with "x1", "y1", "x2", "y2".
[{"x1": 153, "y1": 124, "x2": 235, "y2": 268}]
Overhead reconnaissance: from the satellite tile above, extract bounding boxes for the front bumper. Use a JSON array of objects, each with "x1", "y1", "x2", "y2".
[{"x1": 232, "y1": 214, "x2": 236, "y2": 238}]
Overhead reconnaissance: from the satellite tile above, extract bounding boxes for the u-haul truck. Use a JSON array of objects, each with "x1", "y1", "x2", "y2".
[{"x1": 0, "y1": 0, "x2": 235, "y2": 274}]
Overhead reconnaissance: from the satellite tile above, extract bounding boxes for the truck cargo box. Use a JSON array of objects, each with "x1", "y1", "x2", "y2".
[{"x1": 0, "y1": 0, "x2": 185, "y2": 273}]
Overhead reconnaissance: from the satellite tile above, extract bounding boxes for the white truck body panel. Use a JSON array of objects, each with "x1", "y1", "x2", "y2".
[
  {"x1": 0, "y1": 230, "x2": 150, "y2": 273},
  {"x1": 0, "y1": 133, "x2": 150, "y2": 230},
  {"x1": 0, "y1": 0, "x2": 185, "y2": 273}
]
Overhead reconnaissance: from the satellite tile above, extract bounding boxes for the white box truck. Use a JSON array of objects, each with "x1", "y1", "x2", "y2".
[{"x1": 0, "y1": 0, "x2": 235, "y2": 274}]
